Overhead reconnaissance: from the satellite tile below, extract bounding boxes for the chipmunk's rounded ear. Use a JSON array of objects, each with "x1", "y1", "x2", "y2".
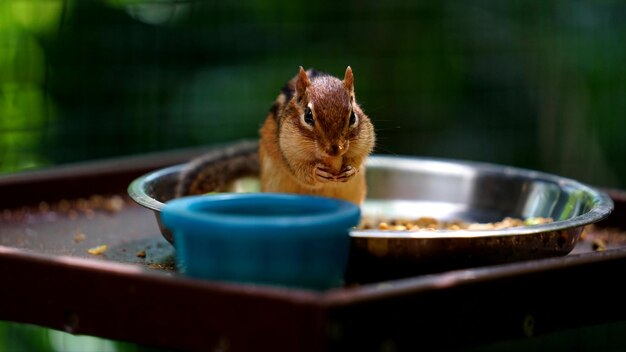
[
  {"x1": 296, "y1": 66, "x2": 311, "y2": 99},
  {"x1": 344, "y1": 66, "x2": 354, "y2": 93}
]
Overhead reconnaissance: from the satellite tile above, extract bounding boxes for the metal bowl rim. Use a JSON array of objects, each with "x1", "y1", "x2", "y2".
[{"x1": 127, "y1": 155, "x2": 614, "y2": 240}]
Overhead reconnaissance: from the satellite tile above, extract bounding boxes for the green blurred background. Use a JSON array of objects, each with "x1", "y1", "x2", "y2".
[
  {"x1": 1, "y1": 0, "x2": 625, "y2": 350},
  {"x1": 1, "y1": 0, "x2": 625, "y2": 187}
]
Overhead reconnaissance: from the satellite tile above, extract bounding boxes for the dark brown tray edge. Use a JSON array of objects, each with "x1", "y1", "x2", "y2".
[
  {"x1": 0, "y1": 143, "x2": 253, "y2": 209},
  {"x1": 327, "y1": 247, "x2": 626, "y2": 305},
  {"x1": 0, "y1": 245, "x2": 327, "y2": 351},
  {"x1": 324, "y1": 247, "x2": 626, "y2": 351}
]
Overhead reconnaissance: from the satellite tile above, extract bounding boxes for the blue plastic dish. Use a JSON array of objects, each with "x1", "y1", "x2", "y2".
[{"x1": 160, "y1": 193, "x2": 361, "y2": 290}]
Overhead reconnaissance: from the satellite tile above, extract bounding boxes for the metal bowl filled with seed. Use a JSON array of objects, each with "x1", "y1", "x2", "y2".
[{"x1": 129, "y1": 142, "x2": 613, "y2": 279}]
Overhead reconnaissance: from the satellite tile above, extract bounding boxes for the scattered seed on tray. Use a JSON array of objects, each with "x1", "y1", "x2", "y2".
[
  {"x1": 74, "y1": 232, "x2": 86, "y2": 243},
  {"x1": 591, "y1": 239, "x2": 607, "y2": 251},
  {"x1": 136, "y1": 250, "x2": 147, "y2": 258},
  {"x1": 38, "y1": 201, "x2": 50, "y2": 212},
  {"x1": 87, "y1": 245, "x2": 108, "y2": 255},
  {"x1": 103, "y1": 195, "x2": 125, "y2": 213},
  {"x1": 0, "y1": 194, "x2": 128, "y2": 221}
]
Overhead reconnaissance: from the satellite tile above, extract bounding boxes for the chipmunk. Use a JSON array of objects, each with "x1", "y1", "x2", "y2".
[
  {"x1": 176, "y1": 67, "x2": 375, "y2": 205},
  {"x1": 259, "y1": 66, "x2": 375, "y2": 204}
]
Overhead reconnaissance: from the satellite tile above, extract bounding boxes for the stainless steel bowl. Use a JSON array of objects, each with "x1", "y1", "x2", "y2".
[{"x1": 128, "y1": 150, "x2": 613, "y2": 279}]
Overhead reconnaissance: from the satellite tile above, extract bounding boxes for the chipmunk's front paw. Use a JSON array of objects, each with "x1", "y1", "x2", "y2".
[
  {"x1": 335, "y1": 165, "x2": 357, "y2": 183},
  {"x1": 314, "y1": 163, "x2": 335, "y2": 183}
]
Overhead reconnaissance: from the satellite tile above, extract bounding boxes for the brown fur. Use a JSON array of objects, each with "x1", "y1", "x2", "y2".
[{"x1": 259, "y1": 66, "x2": 375, "y2": 204}]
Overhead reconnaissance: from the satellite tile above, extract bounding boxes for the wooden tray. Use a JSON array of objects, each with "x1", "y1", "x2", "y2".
[{"x1": 1, "y1": 147, "x2": 625, "y2": 351}]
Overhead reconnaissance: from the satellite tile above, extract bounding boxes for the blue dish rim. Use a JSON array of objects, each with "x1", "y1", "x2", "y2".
[{"x1": 161, "y1": 193, "x2": 361, "y2": 237}]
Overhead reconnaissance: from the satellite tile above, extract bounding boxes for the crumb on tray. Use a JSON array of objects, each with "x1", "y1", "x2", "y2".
[
  {"x1": 74, "y1": 232, "x2": 86, "y2": 243},
  {"x1": 103, "y1": 195, "x2": 125, "y2": 213},
  {"x1": 88, "y1": 244, "x2": 108, "y2": 255},
  {"x1": 591, "y1": 239, "x2": 607, "y2": 251}
]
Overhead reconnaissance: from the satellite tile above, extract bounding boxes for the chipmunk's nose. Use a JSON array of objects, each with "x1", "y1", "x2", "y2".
[{"x1": 326, "y1": 142, "x2": 347, "y2": 157}]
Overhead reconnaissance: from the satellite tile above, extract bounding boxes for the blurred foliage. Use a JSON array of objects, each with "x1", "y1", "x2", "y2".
[
  {"x1": 0, "y1": 320, "x2": 169, "y2": 352},
  {"x1": 0, "y1": 0, "x2": 624, "y2": 188},
  {"x1": 0, "y1": 0, "x2": 625, "y2": 346}
]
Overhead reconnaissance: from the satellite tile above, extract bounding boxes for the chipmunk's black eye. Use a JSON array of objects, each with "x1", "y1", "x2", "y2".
[
  {"x1": 349, "y1": 110, "x2": 358, "y2": 127},
  {"x1": 304, "y1": 107, "x2": 314, "y2": 126}
]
